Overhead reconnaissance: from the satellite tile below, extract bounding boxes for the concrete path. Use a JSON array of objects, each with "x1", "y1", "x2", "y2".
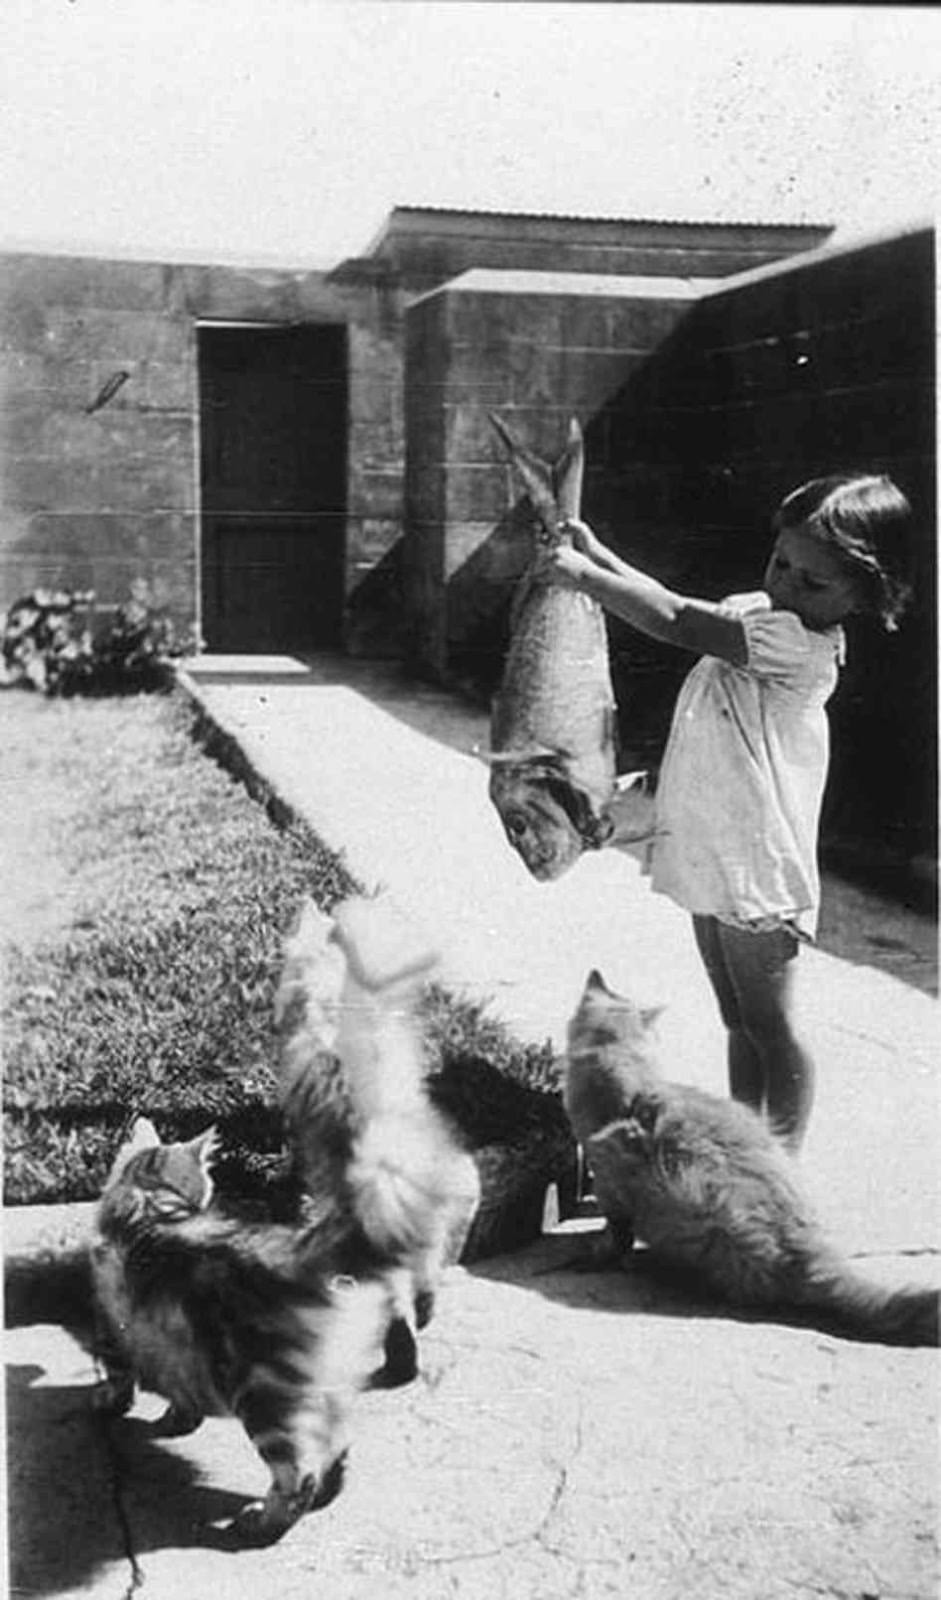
[
  {"x1": 5, "y1": 652, "x2": 939, "y2": 1600},
  {"x1": 176, "y1": 653, "x2": 939, "y2": 1258}
]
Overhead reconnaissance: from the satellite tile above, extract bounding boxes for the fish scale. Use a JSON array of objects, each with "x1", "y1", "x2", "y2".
[{"x1": 492, "y1": 579, "x2": 614, "y2": 770}]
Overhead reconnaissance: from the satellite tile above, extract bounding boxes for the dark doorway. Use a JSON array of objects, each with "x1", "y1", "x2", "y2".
[{"x1": 198, "y1": 323, "x2": 348, "y2": 652}]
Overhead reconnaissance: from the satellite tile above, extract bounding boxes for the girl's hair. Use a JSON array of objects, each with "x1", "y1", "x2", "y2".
[{"x1": 773, "y1": 474, "x2": 913, "y2": 631}]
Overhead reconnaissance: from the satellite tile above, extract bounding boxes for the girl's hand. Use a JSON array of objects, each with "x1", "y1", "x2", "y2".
[
  {"x1": 560, "y1": 518, "x2": 606, "y2": 563},
  {"x1": 547, "y1": 544, "x2": 593, "y2": 589}
]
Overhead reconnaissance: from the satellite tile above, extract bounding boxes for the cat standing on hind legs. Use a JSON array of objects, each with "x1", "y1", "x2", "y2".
[
  {"x1": 563, "y1": 969, "x2": 939, "y2": 1347},
  {"x1": 275, "y1": 892, "x2": 481, "y2": 1386}
]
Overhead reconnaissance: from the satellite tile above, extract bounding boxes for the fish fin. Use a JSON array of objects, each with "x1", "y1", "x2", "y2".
[
  {"x1": 615, "y1": 769, "x2": 655, "y2": 796},
  {"x1": 489, "y1": 412, "x2": 559, "y2": 534}
]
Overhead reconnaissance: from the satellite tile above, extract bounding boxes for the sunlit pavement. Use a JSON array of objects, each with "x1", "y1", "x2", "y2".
[{"x1": 6, "y1": 654, "x2": 938, "y2": 1600}]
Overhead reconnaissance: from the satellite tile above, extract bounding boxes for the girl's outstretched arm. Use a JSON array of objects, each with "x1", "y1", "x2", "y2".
[{"x1": 555, "y1": 520, "x2": 748, "y2": 664}]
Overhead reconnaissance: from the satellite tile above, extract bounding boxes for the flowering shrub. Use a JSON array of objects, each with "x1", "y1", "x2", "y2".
[
  {"x1": 1, "y1": 588, "x2": 96, "y2": 695},
  {"x1": 1, "y1": 581, "x2": 195, "y2": 696}
]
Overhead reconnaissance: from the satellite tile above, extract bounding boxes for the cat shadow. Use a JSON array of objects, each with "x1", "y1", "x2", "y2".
[
  {"x1": 6, "y1": 1359, "x2": 257, "y2": 1598},
  {"x1": 468, "y1": 1230, "x2": 723, "y2": 1321},
  {"x1": 469, "y1": 1229, "x2": 855, "y2": 1342}
]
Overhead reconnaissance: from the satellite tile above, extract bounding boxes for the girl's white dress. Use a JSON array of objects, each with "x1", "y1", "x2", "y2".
[{"x1": 646, "y1": 591, "x2": 845, "y2": 940}]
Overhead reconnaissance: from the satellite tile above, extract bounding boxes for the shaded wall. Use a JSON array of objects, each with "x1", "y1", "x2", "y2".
[
  {"x1": 0, "y1": 252, "x2": 406, "y2": 644},
  {"x1": 404, "y1": 271, "x2": 699, "y2": 681},
  {"x1": 582, "y1": 225, "x2": 936, "y2": 873}
]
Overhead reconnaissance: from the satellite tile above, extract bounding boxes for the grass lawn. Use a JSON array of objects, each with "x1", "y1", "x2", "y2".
[{"x1": 2, "y1": 688, "x2": 570, "y2": 1230}]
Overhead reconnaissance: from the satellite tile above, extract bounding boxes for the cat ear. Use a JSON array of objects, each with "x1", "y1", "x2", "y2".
[
  {"x1": 104, "y1": 1116, "x2": 159, "y2": 1186},
  {"x1": 128, "y1": 1116, "x2": 160, "y2": 1149},
  {"x1": 190, "y1": 1126, "x2": 219, "y2": 1168}
]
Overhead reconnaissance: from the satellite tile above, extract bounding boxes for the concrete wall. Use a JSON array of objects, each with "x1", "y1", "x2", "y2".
[
  {"x1": 403, "y1": 270, "x2": 702, "y2": 679},
  {"x1": 1, "y1": 216, "x2": 832, "y2": 658},
  {"x1": 0, "y1": 252, "x2": 406, "y2": 644},
  {"x1": 583, "y1": 224, "x2": 936, "y2": 871}
]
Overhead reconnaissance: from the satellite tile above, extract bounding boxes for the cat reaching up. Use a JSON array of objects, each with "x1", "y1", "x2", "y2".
[
  {"x1": 91, "y1": 1117, "x2": 389, "y2": 1546},
  {"x1": 275, "y1": 893, "x2": 481, "y2": 1385},
  {"x1": 563, "y1": 969, "x2": 938, "y2": 1348}
]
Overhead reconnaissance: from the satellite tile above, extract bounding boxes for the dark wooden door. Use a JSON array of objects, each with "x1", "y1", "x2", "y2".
[{"x1": 198, "y1": 323, "x2": 347, "y2": 652}]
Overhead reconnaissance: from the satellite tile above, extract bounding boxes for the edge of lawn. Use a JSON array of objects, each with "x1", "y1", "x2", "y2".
[{"x1": 3, "y1": 680, "x2": 577, "y2": 1323}]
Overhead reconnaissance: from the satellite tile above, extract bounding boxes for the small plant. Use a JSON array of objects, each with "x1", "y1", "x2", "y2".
[
  {"x1": 88, "y1": 580, "x2": 193, "y2": 695},
  {"x1": 1, "y1": 588, "x2": 96, "y2": 695},
  {"x1": 1, "y1": 581, "x2": 195, "y2": 697}
]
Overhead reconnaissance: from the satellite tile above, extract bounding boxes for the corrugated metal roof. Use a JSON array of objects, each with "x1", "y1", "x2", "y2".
[{"x1": 382, "y1": 204, "x2": 834, "y2": 233}]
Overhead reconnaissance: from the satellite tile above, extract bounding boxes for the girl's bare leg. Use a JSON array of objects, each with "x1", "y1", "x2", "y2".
[
  {"x1": 692, "y1": 916, "x2": 767, "y2": 1115},
  {"x1": 717, "y1": 923, "x2": 815, "y2": 1153}
]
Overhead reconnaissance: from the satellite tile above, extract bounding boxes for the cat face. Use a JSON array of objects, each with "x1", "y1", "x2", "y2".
[
  {"x1": 105, "y1": 1117, "x2": 218, "y2": 1216},
  {"x1": 567, "y1": 969, "x2": 663, "y2": 1054},
  {"x1": 275, "y1": 899, "x2": 346, "y2": 1048},
  {"x1": 586, "y1": 1102, "x2": 658, "y2": 1173}
]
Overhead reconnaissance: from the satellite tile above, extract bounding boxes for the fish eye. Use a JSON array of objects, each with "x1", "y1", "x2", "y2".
[{"x1": 505, "y1": 812, "x2": 528, "y2": 840}]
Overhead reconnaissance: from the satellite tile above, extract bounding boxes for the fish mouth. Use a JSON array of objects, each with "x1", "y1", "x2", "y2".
[
  {"x1": 500, "y1": 813, "x2": 582, "y2": 881},
  {"x1": 507, "y1": 821, "x2": 581, "y2": 881},
  {"x1": 541, "y1": 771, "x2": 613, "y2": 853},
  {"x1": 525, "y1": 849, "x2": 576, "y2": 883},
  {"x1": 491, "y1": 759, "x2": 613, "y2": 880}
]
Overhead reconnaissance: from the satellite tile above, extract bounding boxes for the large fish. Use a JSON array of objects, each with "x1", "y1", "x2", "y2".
[{"x1": 487, "y1": 413, "x2": 620, "y2": 881}]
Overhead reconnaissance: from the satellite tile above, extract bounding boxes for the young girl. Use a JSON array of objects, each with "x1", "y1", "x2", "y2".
[{"x1": 550, "y1": 475, "x2": 912, "y2": 1152}]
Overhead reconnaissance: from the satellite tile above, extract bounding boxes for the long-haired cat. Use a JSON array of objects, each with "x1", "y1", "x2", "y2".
[
  {"x1": 275, "y1": 893, "x2": 481, "y2": 1384},
  {"x1": 91, "y1": 1117, "x2": 389, "y2": 1546},
  {"x1": 563, "y1": 969, "x2": 938, "y2": 1347}
]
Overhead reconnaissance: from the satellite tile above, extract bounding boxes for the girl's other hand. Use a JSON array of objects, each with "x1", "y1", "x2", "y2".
[
  {"x1": 560, "y1": 521, "x2": 595, "y2": 560},
  {"x1": 547, "y1": 544, "x2": 592, "y2": 589},
  {"x1": 559, "y1": 517, "x2": 600, "y2": 559}
]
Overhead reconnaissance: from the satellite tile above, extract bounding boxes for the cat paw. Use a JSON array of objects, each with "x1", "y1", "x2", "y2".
[
  {"x1": 229, "y1": 1460, "x2": 347, "y2": 1546},
  {"x1": 152, "y1": 1404, "x2": 203, "y2": 1437},
  {"x1": 230, "y1": 1502, "x2": 291, "y2": 1548},
  {"x1": 413, "y1": 1287, "x2": 435, "y2": 1330},
  {"x1": 373, "y1": 1316, "x2": 418, "y2": 1387},
  {"x1": 306, "y1": 1451, "x2": 347, "y2": 1511},
  {"x1": 90, "y1": 1377, "x2": 134, "y2": 1416}
]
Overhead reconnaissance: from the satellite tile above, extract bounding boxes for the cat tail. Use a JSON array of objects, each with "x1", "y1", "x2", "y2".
[
  {"x1": 799, "y1": 1256, "x2": 939, "y2": 1348},
  {"x1": 346, "y1": 1114, "x2": 480, "y2": 1261}
]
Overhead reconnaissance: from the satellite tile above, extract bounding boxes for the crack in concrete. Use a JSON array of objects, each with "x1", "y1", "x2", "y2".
[
  {"x1": 94, "y1": 1410, "x2": 145, "y2": 1599},
  {"x1": 410, "y1": 1394, "x2": 585, "y2": 1573}
]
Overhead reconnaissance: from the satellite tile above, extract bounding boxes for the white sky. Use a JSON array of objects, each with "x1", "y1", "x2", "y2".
[{"x1": 1, "y1": 1, "x2": 938, "y2": 267}]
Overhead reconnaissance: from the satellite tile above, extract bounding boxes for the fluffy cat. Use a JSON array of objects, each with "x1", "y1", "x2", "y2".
[
  {"x1": 563, "y1": 969, "x2": 939, "y2": 1348},
  {"x1": 275, "y1": 894, "x2": 481, "y2": 1384},
  {"x1": 91, "y1": 1117, "x2": 388, "y2": 1546}
]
